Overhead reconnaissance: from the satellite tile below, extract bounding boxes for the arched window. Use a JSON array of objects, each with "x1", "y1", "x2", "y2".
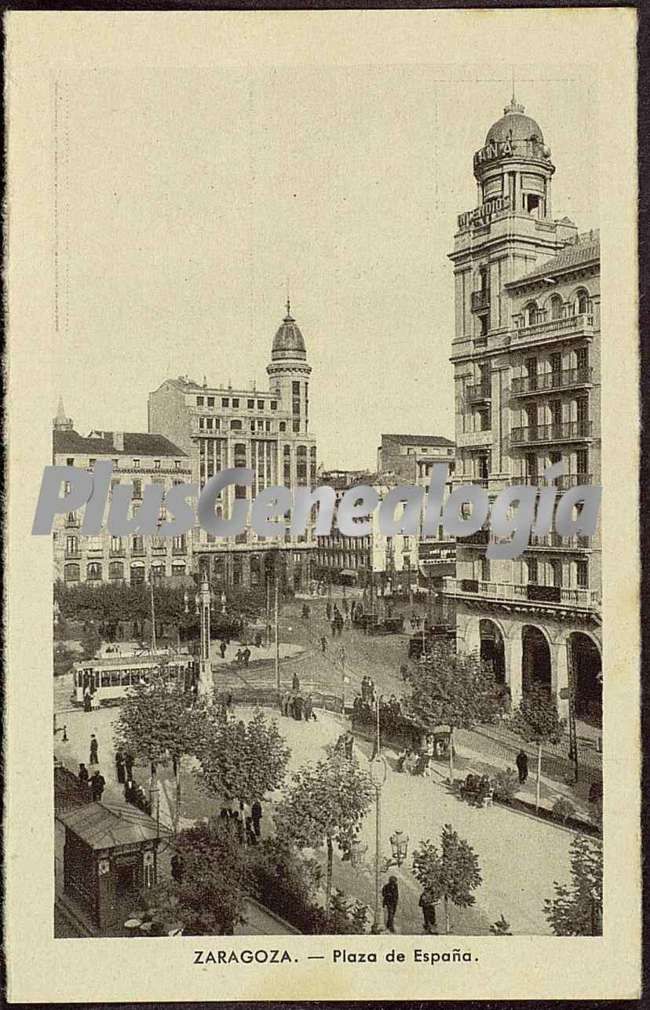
[
  {"x1": 575, "y1": 288, "x2": 590, "y2": 316},
  {"x1": 130, "y1": 563, "x2": 146, "y2": 585},
  {"x1": 64, "y1": 563, "x2": 80, "y2": 582},
  {"x1": 109, "y1": 561, "x2": 124, "y2": 581},
  {"x1": 524, "y1": 301, "x2": 538, "y2": 326},
  {"x1": 87, "y1": 562, "x2": 102, "y2": 581},
  {"x1": 549, "y1": 294, "x2": 563, "y2": 320}
]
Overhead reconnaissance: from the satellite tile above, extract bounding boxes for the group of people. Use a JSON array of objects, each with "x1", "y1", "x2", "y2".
[
  {"x1": 234, "y1": 646, "x2": 252, "y2": 667},
  {"x1": 78, "y1": 762, "x2": 106, "y2": 801},
  {"x1": 360, "y1": 677, "x2": 377, "y2": 705},
  {"x1": 334, "y1": 729, "x2": 355, "y2": 759},
  {"x1": 382, "y1": 874, "x2": 438, "y2": 935},
  {"x1": 218, "y1": 800, "x2": 264, "y2": 846}
]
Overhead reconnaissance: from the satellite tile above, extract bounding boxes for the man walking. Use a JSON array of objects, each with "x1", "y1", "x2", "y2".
[
  {"x1": 251, "y1": 799, "x2": 263, "y2": 838},
  {"x1": 516, "y1": 749, "x2": 529, "y2": 784},
  {"x1": 89, "y1": 734, "x2": 99, "y2": 766},
  {"x1": 419, "y1": 890, "x2": 437, "y2": 933},
  {"x1": 320, "y1": 636, "x2": 327, "y2": 653},
  {"x1": 382, "y1": 876, "x2": 399, "y2": 933},
  {"x1": 90, "y1": 769, "x2": 105, "y2": 802}
]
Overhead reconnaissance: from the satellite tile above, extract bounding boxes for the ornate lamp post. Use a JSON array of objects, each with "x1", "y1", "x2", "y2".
[
  {"x1": 198, "y1": 576, "x2": 212, "y2": 696},
  {"x1": 369, "y1": 752, "x2": 387, "y2": 933}
]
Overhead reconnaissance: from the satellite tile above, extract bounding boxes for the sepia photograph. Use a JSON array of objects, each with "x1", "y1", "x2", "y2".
[{"x1": 4, "y1": 8, "x2": 640, "y2": 1003}]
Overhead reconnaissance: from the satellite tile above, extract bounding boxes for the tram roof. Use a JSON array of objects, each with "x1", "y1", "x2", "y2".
[{"x1": 74, "y1": 650, "x2": 193, "y2": 670}]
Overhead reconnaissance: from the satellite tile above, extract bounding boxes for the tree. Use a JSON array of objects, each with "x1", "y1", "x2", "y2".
[
  {"x1": 154, "y1": 818, "x2": 247, "y2": 935},
  {"x1": 196, "y1": 706, "x2": 291, "y2": 811},
  {"x1": 512, "y1": 683, "x2": 565, "y2": 811},
  {"x1": 544, "y1": 835, "x2": 603, "y2": 935},
  {"x1": 412, "y1": 824, "x2": 482, "y2": 934},
  {"x1": 404, "y1": 641, "x2": 502, "y2": 781},
  {"x1": 114, "y1": 671, "x2": 208, "y2": 830},
  {"x1": 274, "y1": 749, "x2": 373, "y2": 910}
]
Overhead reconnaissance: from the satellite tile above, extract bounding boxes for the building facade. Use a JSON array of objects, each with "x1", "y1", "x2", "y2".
[
  {"x1": 53, "y1": 402, "x2": 193, "y2": 585},
  {"x1": 377, "y1": 432, "x2": 457, "y2": 594},
  {"x1": 443, "y1": 97, "x2": 602, "y2": 724},
  {"x1": 148, "y1": 304, "x2": 317, "y2": 592},
  {"x1": 313, "y1": 471, "x2": 419, "y2": 592}
]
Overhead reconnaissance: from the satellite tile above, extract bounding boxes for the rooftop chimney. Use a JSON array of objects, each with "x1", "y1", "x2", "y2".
[{"x1": 113, "y1": 431, "x2": 124, "y2": 452}]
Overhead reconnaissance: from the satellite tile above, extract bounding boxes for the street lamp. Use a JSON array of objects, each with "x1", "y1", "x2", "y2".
[
  {"x1": 386, "y1": 830, "x2": 409, "y2": 870},
  {"x1": 370, "y1": 752, "x2": 387, "y2": 934}
]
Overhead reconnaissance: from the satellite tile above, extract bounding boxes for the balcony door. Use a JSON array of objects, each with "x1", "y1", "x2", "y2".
[
  {"x1": 576, "y1": 397, "x2": 589, "y2": 436},
  {"x1": 550, "y1": 400, "x2": 563, "y2": 438}
]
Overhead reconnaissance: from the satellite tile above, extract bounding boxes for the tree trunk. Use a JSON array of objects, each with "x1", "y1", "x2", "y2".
[
  {"x1": 174, "y1": 755, "x2": 182, "y2": 834},
  {"x1": 444, "y1": 896, "x2": 450, "y2": 934},
  {"x1": 536, "y1": 741, "x2": 542, "y2": 812},
  {"x1": 326, "y1": 835, "x2": 333, "y2": 911},
  {"x1": 448, "y1": 726, "x2": 455, "y2": 783}
]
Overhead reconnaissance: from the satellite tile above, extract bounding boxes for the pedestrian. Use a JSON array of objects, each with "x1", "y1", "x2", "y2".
[
  {"x1": 342, "y1": 598, "x2": 349, "y2": 616},
  {"x1": 235, "y1": 648, "x2": 243, "y2": 666},
  {"x1": 231, "y1": 810, "x2": 244, "y2": 844},
  {"x1": 171, "y1": 854, "x2": 183, "y2": 883},
  {"x1": 293, "y1": 694, "x2": 304, "y2": 721},
  {"x1": 287, "y1": 693, "x2": 296, "y2": 719},
  {"x1": 321, "y1": 636, "x2": 327, "y2": 653},
  {"x1": 303, "y1": 695, "x2": 313, "y2": 722},
  {"x1": 292, "y1": 671, "x2": 301, "y2": 693},
  {"x1": 245, "y1": 816, "x2": 257, "y2": 846},
  {"x1": 115, "y1": 749, "x2": 126, "y2": 784},
  {"x1": 78, "y1": 762, "x2": 89, "y2": 784},
  {"x1": 242, "y1": 647, "x2": 251, "y2": 668},
  {"x1": 344, "y1": 730, "x2": 354, "y2": 760},
  {"x1": 326, "y1": 602, "x2": 332, "y2": 622},
  {"x1": 382, "y1": 875, "x2": 399, "y2": 933},
  {"x1": 219, "y1": 640, "x2": 227, "y2": 659},
  {"x1": 90, "y1": 770, "x2": 105, "y2": 802},
  {"x1": 419, "y1": 891, "x2": 437, "y2": 933},
  {"x1": 89, "y1": 734, "x2": 99, "y2": 766},
  {"x1": 83, "y1": 687, "x2": 92, "y2": 713},
  {"x1": 516, "y1": 749, "x2": 529, "y2": 784},
  {"x1": 251, "y1": 799, "x2": 263, "y2": 838},
  {"x1": 124, "y1": 752, "x2": 134, "y2": 778}
]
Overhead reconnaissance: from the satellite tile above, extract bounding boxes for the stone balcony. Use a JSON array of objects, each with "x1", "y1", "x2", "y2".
[{"x1": 443, "y1": 576, "x2": 600, "y2": 612}]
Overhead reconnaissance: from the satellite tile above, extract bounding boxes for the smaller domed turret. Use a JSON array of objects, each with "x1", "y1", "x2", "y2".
[{"x1": 271, "y1": 300, "x2": 307, "y2": 363}]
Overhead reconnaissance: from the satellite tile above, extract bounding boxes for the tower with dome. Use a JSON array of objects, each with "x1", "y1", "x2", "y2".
[
  {"x1": 148, "y1": 304, "x2": 317, "y2": 592},
  {"x1": 444, "y1": 94, "x2": 602, "y2": 727}
]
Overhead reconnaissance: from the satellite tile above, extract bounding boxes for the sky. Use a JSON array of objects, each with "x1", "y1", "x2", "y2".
[{"x1": 53, "y1": 64, "x2": 597, "y2": 469}]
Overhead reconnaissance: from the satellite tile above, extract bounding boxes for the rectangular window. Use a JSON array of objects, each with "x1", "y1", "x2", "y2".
[
  {"x1": 526, "y1": 558, "x2": 538, "y2": 585},
  {"x1": 257, "y1": 399, "x2": 264, "y2": 410},
  {"x1": 89, "y1": 458, "x2": 96, "y2": 468},
  {"x1": 66, "y1": 458, "x2": 74, "y2": 466},
  {"x1": 112, "y1": 458, "x2": 119, "y2": 469},
  {"x1": 174, "y1": 460, "x2": 181, "y2": 469},
  {"x1": 197, "y1": 396, "x2": 204, "y2": 406},
  {"x1": 248, "y1": 399, "x2": 255, "y2": 409},
  {"x1": 133, "y1": 459, "x2": 140, "y2": 468},
  {"x1": 232, "y1": 398, "x2": 239, "y2": 408},
  {"x1": 154, "y1": 459, "x2": 161, "y2": 470},
  {"x1": 222, "y1": 398, "x2": 229, "y2": 408},
  {"x1": 270, "y1": 400, "x2": 277, "y2": 410},
  {"x1": 207, "y1": 396, "x2": 214, "y2": 407},
  {"x1": 576, "y1": 560, "x2": 588, "y2": 588},
  {"x1": 132, "y1": 479, "x2": 142, "y2": 499}
]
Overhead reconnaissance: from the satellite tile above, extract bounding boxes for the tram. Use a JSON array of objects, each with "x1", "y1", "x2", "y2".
[{"x1": 72, "y1": 649, "x2": 199, "y2": 707}]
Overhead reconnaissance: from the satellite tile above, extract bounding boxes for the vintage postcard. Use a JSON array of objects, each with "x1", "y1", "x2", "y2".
[{"x1": 4, "y1": 7, "x2": 641, "y2": 1003}]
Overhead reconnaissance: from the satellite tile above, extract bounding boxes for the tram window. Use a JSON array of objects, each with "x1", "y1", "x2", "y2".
[
  {"x1": 131, "y1": 671, "x2": 141, "y2": 685},
  {"x1": 111, "y1": 670, "x2": 121, "y2": 686},
  {"x1": 121, "y1": 670, "x2": 130, "y2": 685},
  {"x1": 101, "y1": 671, "x2": 111, "y2": 687}
]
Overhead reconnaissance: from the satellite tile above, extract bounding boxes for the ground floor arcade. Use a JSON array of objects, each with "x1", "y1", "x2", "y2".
[{"x1": 455, "y1": 604, "x2": 602, "y2": 723}]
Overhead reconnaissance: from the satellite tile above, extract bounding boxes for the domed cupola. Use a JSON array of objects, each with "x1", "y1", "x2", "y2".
[
  {"x1": 473, "y1": 95, "x2": 555, "y2": 220},
  {"x1": 271, "y1": 301, "x2": 307, "y2": 363},
  {"x1": 485, "y1": 97, "x2": 545, "y2": 147}
]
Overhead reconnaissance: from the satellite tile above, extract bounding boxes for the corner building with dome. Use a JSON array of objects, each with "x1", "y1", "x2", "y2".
[
  {"x1": 148, "y1": 303, "x2": 317, "y2": 592},
  {"x1": 443, "y1": 97, "x2": 602, "y2": 727}
]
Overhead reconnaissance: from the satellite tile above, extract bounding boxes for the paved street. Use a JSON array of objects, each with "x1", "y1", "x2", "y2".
[{"x1": 55, "y1": 669, "x2": 578, "y2": 936}]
